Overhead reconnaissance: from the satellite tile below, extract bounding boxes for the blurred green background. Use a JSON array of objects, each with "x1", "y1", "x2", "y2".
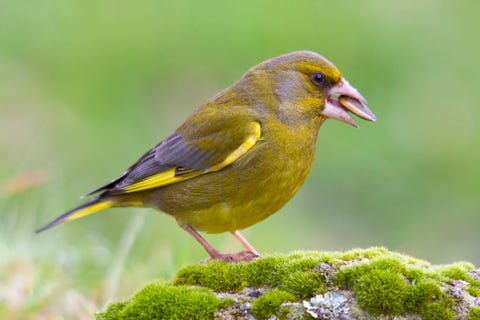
[{"x1": 1, "y1": 0, "x2": 479, "y2": 317}]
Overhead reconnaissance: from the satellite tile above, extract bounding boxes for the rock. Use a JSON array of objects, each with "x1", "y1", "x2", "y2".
[{"x1": 96, "y1": 247, "x2": 480, "y2": 319}]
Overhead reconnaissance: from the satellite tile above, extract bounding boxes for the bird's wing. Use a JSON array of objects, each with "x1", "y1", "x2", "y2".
[{"x1": 89, "y1": 112, "x2": 261, "y2": 196}]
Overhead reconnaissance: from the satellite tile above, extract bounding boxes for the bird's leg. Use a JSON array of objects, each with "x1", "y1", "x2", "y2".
[
  {"x1": 230, "y1": 230, "x2": 259, "y2": 256},
  {"x1": 182, "y1": 224, "x2": 223, "y2": 259},
  {"x1": 181, "y1": 224, "x2": 258, "y2": 262}
]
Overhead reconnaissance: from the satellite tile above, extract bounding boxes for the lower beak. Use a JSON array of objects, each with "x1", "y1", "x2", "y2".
[{"x1": 320, "y1": 78, "x2": 376, "y2": 127}]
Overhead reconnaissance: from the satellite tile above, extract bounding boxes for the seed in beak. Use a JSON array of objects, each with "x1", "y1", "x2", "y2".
[{"x1": 338, "y1": 95, "x2": 376, "y2": 122}]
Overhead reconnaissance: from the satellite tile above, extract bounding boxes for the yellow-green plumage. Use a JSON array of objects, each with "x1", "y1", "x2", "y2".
[
  {"x1": 37, "y1": 51, "x2": 375, "y2": 261},
  {"x1": 148, "y1": 118, "x2": 323, "y2": 233}
]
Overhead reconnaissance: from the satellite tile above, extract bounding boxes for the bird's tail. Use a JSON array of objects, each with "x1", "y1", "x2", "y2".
[{"x1": 36, "y1": 198, "x2": 114, "y2": 233}]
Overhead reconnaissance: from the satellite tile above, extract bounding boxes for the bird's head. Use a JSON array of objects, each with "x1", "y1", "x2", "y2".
[{"x1": 248, "y1": 51, "x2": 376, "y2": 127}]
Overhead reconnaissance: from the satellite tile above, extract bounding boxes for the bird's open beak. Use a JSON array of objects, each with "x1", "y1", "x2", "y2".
[{"x1": 321, "y1": 78, "x2": 376, "y2": 127}]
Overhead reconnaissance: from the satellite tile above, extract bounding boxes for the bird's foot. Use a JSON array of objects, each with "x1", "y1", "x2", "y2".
[
  {"x1": 217, "y1": 250, "x2": 260, "y2": 262},
  {"x1": 202, "y1": 250, "x2": 260, "y2": 263}
]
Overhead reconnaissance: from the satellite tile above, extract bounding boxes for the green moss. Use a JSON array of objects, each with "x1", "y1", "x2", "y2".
[
  {"x1": 336, "y1": 257, "x2": 407, "y2": 288},
  {"x1": 280, "y1": 270, "x2": 325, "y2": 299},
  {"x1": 436, "y1": 263, "x2": 475, "y2": 280},
  {"x1": 340, "y1": 247, "x2": 390, "y2": 261},
  {"x1": 335, "y1": 254, "x2": 460, "y2": 317},
  {"x1": 432, "y1": 263, "x2": 480, "y2": 298},
  {"x1": 95, "y1": 282, "x2": 223, "y2": 320},
  {"x1": 403, "y1": 265, "x2": 427, "y2": 283},
  {"x1": 251, "y1": 289, "x2": 295, "y2": 319},
  {"x1": 354, "y1": 269, "x2": 407, "y2": 315},
  {"x1": 174, "y1": 248, "x2": 416, "y2": 297},
  {"x1": 217, "y1": 297, "x2": 235, "y2": 309},
  {"x1": 174, "y1": 252, "x2": 330, "y2": 295},
  {"x1": 468, "y1": 307, "x2": 480, "y2": 320},
  {"x1": 404, "y1": 279, "x2": 443, "y2": 312},
  {"x1": 96, "y1": 301, "x2": 128, "y2": 320},
  {"x1": 174, "y1": 249, "x2": 410, "y2": 301},
  {"x1": 339, "y1": 247, "x2": 429, "y2": 267},
  {"x1": 467, "y1": 286, "x2": 480, "y2": 297},
  {"x1": 419, "y1": 298, "x2": 455, "y2": 320},
  {"x1": 174, "y1": 260, "x2": 244, "y2": 292}
]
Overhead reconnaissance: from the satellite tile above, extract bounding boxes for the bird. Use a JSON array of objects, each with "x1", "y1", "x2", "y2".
[{"x1": 37, "y1": 51, "x2": 376, "y2": 262}]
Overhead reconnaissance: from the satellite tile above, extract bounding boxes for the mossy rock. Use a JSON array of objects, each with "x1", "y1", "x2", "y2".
[{"x1": 96, "y1": 247, "x2": 480, "y2": 319}]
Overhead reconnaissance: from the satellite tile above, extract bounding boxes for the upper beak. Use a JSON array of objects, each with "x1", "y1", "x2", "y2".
[{"x1": 320, "y1": 78, "x2": 376, "y2": 127}]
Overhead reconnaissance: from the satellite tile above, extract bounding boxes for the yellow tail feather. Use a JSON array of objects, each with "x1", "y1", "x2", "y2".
[
  {"x1": 64, "y1": 201, "x2": 113, "y2": 222},
  {"x1": 36, "y1": 200, "x2": 114, "y2": 233}
]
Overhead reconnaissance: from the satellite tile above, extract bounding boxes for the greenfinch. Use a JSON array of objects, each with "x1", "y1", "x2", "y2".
[{"x1": 37, "y1": 51, "x2": 375, "y2": 262}]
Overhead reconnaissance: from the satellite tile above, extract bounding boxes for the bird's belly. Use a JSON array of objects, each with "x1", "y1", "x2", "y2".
[{"x1": 146, "y1": 151, "x2": 313, "y2": 233}]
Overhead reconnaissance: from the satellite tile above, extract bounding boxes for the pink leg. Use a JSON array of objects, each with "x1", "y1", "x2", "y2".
[
  {"x1": 181, "y1": 225, "x2": 259, "y2": 262},
  {"x1": 231, "y1": 230, "x2": 259, "y2": 256},
  {"x1": 182, "y1": 224, "x2": 223, "y2": 259}
]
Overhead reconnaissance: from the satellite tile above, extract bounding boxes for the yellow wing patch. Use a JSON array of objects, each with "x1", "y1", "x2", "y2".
[
  {"x1": 122, "y1": 168, "x2": 203, "y2": 193},
  {"x1": 121, "y1": 122, "x2": 261, "y2": 194},
  {"x1": 208, "y1": 122, "x2": 261, "y2": 171}
]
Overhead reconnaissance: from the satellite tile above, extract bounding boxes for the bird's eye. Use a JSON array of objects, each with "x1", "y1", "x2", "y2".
[{"x1": 311, "y1": 72, "x2": 326, "y2": 86}]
